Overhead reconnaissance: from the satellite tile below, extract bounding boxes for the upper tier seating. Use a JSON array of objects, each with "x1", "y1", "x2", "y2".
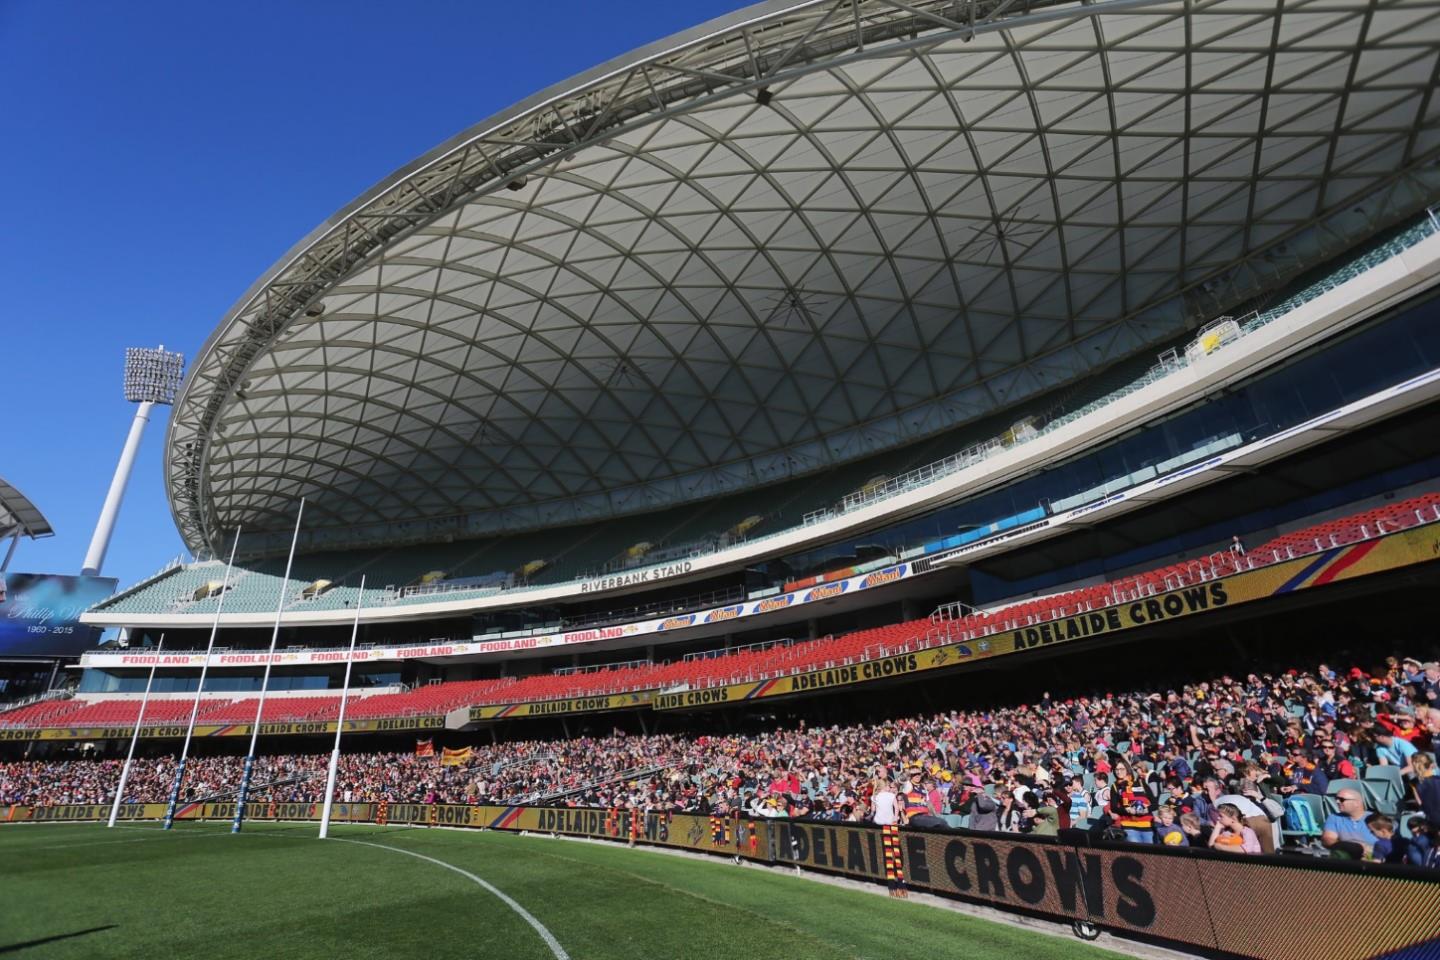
[
  {"x1": 88, "y1": 215, "x2": 1440, "y2": 624},
  {"x1": 8, "y1": 491, "x2": 1438, "y2": 730}
]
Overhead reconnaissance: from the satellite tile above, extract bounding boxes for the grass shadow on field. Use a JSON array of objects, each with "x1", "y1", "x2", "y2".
[{"x1": 0, "y1": 926, "x2": 117, "y2": 954}]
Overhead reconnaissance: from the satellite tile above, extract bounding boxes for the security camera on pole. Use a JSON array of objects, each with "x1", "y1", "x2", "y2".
[{"x1": 82, "y1": 346, "x2": 185, "y2": 577}]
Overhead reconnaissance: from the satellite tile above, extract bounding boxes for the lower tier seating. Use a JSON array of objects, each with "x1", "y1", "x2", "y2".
[{"x1": 4, "y1": 491, "x2": 1437, "y2": 727}]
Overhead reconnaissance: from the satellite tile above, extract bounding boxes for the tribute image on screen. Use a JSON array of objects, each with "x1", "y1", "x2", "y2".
[{"x1": 0, "y1": 573, "x2": 117, "y2": 656}]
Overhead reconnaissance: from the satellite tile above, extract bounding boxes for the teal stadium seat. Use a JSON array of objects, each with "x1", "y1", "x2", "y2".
[{"x1": 1360, "y1": 767, "x2": 1404, "y2": 816}]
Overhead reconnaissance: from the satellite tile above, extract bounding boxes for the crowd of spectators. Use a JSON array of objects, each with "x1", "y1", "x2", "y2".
[{"x1": 4, "y1": 654, "x2": 1437, "y2": 866}]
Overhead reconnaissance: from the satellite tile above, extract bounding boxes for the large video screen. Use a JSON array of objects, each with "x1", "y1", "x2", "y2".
[{"x1": 0, "y1": 573, "x2": 118, "y2": 657}]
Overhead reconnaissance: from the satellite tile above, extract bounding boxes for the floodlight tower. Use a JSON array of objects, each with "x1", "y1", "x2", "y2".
[{"x1": 81, "y1": 346, "x2": 185, "y2": 577}]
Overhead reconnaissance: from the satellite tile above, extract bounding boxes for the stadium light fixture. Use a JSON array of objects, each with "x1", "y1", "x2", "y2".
[{"x1": 81, "y1": 346, "x2": 185, "y2": 576}]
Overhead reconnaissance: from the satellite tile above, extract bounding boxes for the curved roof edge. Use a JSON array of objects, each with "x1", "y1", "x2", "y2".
[
  {"x1": 0, "y1": 477, "x2": 54, "y2": 541},
  {"x1": 164, "y1": 0, "x2": 1148, "y2": 556},
  {"x1": 111, "y1": 222, "x2": 1440, "y2": 628},
  {"x1": 167, "y1": 0, "x2": 1440, "y2": 557}
]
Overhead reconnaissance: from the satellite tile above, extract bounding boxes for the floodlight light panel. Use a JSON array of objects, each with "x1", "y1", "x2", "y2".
[{"x1": 124, "y1": 347, "x2": 186, "y2": 404}]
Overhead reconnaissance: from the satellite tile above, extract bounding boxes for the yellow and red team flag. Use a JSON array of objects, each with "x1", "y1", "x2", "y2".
[
  {"x1": 440, "y1": 746, "x2": 472, "y2": 767},
  {"x1": 415, "y1": 739, "x2": 435, "y2": 758}
]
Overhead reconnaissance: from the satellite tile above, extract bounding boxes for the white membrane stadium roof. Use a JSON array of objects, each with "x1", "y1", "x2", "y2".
[
  {"x1": 170, "y1": 0, "x2": 1440, "y2": 556},
  {"x1": 0, "y1": 477, "x2": 53, "y2": 542}
]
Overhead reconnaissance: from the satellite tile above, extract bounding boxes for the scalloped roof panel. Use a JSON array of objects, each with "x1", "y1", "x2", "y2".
[{"x1": 168, "y1": 0, "x2": 1440, "y2": 555}]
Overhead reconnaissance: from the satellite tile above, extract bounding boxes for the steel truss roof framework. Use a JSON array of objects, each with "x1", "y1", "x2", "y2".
[{"x1": 170, "y1": 0, "x2": 1440, "y2": 557}]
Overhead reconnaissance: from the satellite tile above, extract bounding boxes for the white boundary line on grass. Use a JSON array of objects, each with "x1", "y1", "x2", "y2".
[{"x1": 332, "y1": 837, "x2": 570, "y2": 960}]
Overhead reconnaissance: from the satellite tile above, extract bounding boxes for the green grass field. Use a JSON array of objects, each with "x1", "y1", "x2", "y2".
[{"x1": 1, "y1": 822, "x2": 1137, "y2": 960}]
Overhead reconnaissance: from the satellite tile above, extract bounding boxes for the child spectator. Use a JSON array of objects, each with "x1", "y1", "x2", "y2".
[
  {"x1": 1208, "y1": 803, "x2": 1261, "y2": 854},
  {"x1": 1366, "y1": 814, "x2": 1400, "y2": 863},
  {"x1": 1066, "y1": 775, "x2": 1092, "y2": 826},
  {"x1": 1154, "y1": 804, "x2": 1187, "y2": 846},
  {"x1": 1179, "y1": 812, "x2": 1207, "y2": 846}
]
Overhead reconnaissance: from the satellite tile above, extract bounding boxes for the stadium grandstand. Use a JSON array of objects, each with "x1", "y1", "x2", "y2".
[
  {"x1": 8, "y1": 0, "x2": 1440, "y2": 956},
  {"x1": 0, "y1": 477, "x2": 76, "y2": 705}
]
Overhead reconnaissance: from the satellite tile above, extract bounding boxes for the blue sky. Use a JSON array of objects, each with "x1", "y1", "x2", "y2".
[{"x1": 1, "y1": 0, "x2": 742, "y2": 592}]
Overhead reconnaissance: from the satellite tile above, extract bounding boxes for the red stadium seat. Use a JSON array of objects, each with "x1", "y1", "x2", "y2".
[{"x1": 3, "y1": 492, "x2": 1434, "y2": 731}]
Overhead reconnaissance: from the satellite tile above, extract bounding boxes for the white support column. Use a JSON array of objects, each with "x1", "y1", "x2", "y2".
[
  {"x1": 108, "y1": 633, "x2": 165, "y2": 828},
  {"x1": 232, "y1": 500, "x2": 305, "y2": 834},
  {"x1": 163, "y1": 528, "x2": 240, "y2": 830},
  {"x1": 1, "y1": 530, "x2": 19, "y2": 573},
  {"x1": 82, "y1": 401, "x2": 155, "y2": 577},
  {"x1": 320, "y1": 576, "x2": 366, "y2": 840}
]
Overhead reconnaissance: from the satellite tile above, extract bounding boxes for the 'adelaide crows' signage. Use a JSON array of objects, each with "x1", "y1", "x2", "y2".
[
  {"x1": 469, "y1": 691, "x2": 652, "y2": 720},
  {"x1": 656, "y1": 526, "x2": 1440, "y2": 710},
  {"x1": 7, "y1": 804, "x2": 1435, "y2": 960},
  {"x1": 1008, "y1": 582, "x2": 1229, "y2": 651}
]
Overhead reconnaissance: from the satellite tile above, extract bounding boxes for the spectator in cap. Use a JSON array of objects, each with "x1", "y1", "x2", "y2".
[
  {"x1": 1280, "y1": 747, "x2": 1329, "y2": 797},
  {"x1": 962, "y1": 781, "x2": 1000, "y2": 832}
]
